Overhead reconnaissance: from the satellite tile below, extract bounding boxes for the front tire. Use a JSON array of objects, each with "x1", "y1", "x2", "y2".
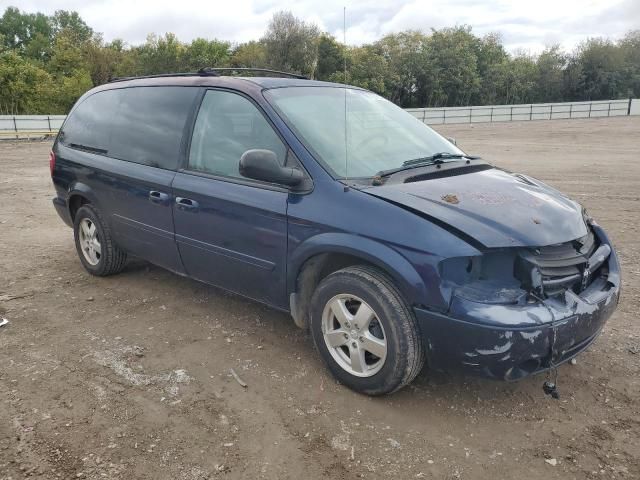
[
  {"x1": 73, "y1": 205, "x2": 127, "y2": 276},
  {"x1": 309, "y1": 265, "x2": 425, "y2": 395}
]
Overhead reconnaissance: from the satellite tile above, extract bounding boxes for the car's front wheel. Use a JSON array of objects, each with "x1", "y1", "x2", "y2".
[
  {"x1": 309, "y1": 265, "x2": 425, "y2": 395},
  {"x1": 73, "y1": 204, "x2": 127, "y2": 276}
]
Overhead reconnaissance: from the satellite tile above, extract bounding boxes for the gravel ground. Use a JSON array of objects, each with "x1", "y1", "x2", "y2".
[{"x1": 1, "y1": 116, "x2": 639, "y2": 480}]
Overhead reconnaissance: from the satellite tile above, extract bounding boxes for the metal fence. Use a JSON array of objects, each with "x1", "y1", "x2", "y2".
[
  {"x1": 0, "y1": 115, "x2": 66, "y2": 138},
  {"x1": 1, "y1": 98, "x2": 638, "y2": 138},
  {"x1": 406, "y1": 98, "x2": 638, "y2": 125}
]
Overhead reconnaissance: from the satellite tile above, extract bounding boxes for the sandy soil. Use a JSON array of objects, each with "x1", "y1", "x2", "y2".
[{"x1": 1, "y1": 117, "x2": 639, "y2": 480}]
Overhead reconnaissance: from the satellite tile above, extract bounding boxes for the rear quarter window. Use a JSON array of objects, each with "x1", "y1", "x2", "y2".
[
  {"x1": 61, "y1": 86, "x2": 199, "y2": 170},
  {"x1": 59, "y1": 89, "x2": 119, "y2": 154}
]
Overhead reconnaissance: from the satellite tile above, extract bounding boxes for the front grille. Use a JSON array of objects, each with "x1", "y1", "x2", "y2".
[{"x1": 515, "y1": 228, "x2": 608, "y2": 297}]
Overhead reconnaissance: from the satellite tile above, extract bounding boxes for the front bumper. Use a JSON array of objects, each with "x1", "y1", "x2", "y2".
[{"x1": 415, "y1": 225, "x2": 621, "y2": 380}]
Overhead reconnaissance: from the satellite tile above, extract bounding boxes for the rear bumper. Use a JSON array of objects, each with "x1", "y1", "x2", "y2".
[
  {"x1": 415, "y1": 225, "x2": 621, "y2": 381},
  {"x1": 52, "y1": 196, "x2": 73, "y2": 227}
]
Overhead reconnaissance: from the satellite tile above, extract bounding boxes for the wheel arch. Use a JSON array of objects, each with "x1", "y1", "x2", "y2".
[
  {"x1": 67, "y1": 182, "x2": 101, "y2": 222},
  {"x1": 287, "y1": 233, "x2": 427, "y2": 329}
]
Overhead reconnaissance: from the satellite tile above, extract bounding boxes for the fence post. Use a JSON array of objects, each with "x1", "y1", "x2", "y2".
[
  {"x1": 47, "y1": 116, "x2": 52, "y2": 132},
  {"x1": 607, "y1": 102, "x2": 611, "y2": 117},
  {"x1": 588, "y1": 102, "x2": 592, "y2": 118},
  {"x1": 569, "y1": 103, "x2": 573, "y2": 119},
  {"x1": 529, "y1": 104, "x2": 533, "y2": 121},
  {"x1": 490, "y1": 107, "x2": 494, "y2": 122},
  {"x1": 442, "y1": 109, "x2": 446, "y2": 124},
  {"x1": 469, "y1": 107, "x2": 472, "y2": 123},
  {"x1": 628, "y1": 97, "x2": 632, "y2": 115},
  {"x1": 550, "y1": 104, "x2": 553, "y2": 120}
]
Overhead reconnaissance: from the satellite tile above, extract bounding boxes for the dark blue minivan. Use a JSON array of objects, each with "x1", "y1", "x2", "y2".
[{"x1": 51, "y1": 71, "x2": 621, "y2": 395}]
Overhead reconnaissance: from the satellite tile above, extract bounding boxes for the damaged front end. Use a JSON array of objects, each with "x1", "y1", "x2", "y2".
[{"x1": 414, "y1": 221, "x2": 621, "y2": 381}]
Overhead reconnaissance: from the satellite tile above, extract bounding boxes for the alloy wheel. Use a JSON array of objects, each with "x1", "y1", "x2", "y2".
[
  {"x1": 78, "y1": 218, "x2": 102, "y2": 266},
  {"x1": 321, "y1": 294, "x2": 387, "y2": 377}
]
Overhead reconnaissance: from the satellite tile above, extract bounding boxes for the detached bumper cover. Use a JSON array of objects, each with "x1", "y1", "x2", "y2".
[{"x1": 415, "y1": 225, "x2": 621, "y2": 380}]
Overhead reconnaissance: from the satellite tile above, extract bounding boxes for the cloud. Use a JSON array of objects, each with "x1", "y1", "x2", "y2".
[{"x1": 4, "y1": 0, "x2": 639, "y2": 52}]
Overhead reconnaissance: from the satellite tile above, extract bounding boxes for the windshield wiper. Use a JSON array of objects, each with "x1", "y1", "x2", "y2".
[
  {"x1": 403, "y1": 152, "x2": 474, "y2": 166},
  {"x1": 374, "y1": 153, "x2": 480, "y2": 179}
]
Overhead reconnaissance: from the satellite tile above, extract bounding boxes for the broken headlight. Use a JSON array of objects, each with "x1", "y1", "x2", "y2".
[{"x1": 439, "y1": 251, "x2": 527, "y2": 306}]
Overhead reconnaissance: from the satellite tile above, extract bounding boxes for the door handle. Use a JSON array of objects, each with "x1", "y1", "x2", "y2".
[
  {"x1": 149, "y1": 190, "x2": 170, "y2": 204},
  {"x1": 175, "y1": 197, "x2": 199, "y2": 211}
]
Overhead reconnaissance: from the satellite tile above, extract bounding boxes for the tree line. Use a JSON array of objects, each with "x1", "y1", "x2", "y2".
[{"x1": 1, "y1": 7, "x2": 639, "y2": 114}]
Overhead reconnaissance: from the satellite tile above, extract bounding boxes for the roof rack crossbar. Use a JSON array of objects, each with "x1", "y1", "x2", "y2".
[
  {"x1": 198, "y1": 67, "x2": 308, "y2": 79},
  {"x1": 109, "y1": 68, "x2": 308, "y2": 83}
]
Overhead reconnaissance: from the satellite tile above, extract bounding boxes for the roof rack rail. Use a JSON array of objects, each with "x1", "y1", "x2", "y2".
[
  {"x1": 109, "y1": 68, "x2": 308, "y2": 83},
  {"x1": 109, "y1": 72, "x2": 201, "y2": 83},
  {"x1": 198, "y1": 67, "x2": 308, "y2": 79}
]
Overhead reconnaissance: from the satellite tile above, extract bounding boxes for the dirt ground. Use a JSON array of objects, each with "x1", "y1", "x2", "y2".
[{"x1": 1, "y1": 117, "x2": 639, "y2": 480}]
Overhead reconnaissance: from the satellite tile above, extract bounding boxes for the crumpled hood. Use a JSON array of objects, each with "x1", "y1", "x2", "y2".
[{"x1": 364, "y1": 168, "x2": 587, "y2": 248}]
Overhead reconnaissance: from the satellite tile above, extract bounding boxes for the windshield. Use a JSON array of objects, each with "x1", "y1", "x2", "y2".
[{"x1": 264, "y1": 86, "x2": 464, "y2": 178}]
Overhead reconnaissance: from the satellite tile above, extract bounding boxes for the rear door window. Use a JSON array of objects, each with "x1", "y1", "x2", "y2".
[
  {"x1": 61, "y1": 86, "x2": 199, "y2": 171},
  {"x1": 109, "y1": 87, "x2": 199, "y2": 170},
  {"x1": 188, "y1": 90, "x2": 287, "y2": 178}
]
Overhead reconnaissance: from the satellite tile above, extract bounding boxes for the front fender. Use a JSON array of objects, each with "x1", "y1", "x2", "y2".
[{"x1": 288, "y1": 232, "x2": 430, "y2": 307}]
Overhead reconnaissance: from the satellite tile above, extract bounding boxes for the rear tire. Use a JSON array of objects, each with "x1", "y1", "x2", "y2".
[
  {"x1": 73, "y1": 204, "x2": 127, "y2": 276},
  {"x1": 309, "y1": 265, "x2": 425, "y2": 395}
]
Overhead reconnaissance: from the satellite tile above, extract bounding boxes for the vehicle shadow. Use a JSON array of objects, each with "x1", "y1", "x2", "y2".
[{"x1": 119, "y1": 258, "x2": 572, "y2": 409}]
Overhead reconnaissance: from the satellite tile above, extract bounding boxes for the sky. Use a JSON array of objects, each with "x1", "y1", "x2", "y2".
[{"x1": 4, "y1": 0, "x2": 639, "y2": 53}]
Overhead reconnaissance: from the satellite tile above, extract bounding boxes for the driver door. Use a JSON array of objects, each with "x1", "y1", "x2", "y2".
[{"x1": 172, "y1": 89, "x2": 290, "y2": 307}]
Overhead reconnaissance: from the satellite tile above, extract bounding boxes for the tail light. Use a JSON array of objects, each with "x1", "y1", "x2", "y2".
[{"x1": 49, "y1": 151, "x2": 56, "y2": 176}]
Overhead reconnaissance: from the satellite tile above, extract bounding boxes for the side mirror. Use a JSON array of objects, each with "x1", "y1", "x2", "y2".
[
  {"x1": 446, "y1": 137, "x2": 457, "y2": 146},
  {"x1": 239, "y1": 149, "x2": 304, "y2": 187}
]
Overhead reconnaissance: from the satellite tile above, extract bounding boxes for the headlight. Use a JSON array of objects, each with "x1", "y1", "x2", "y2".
[{"x1": 439, "y1": 251, "x2": 526, "y2": 305}]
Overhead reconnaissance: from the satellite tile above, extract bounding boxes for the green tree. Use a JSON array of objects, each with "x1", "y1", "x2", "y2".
[
  {"x1": 474, "y1": 33, "x2": 509, "y2": 105},
  {"x1": 331, "y1": 45, "x2": 390, "y2": 96},
  {"x1": 534, "y1": 45, "x2": 566, "y2": 102},
  {"x1": 51, "y1": 10, "x2": 93, "y2": 44},
  {"x1": 425, "y1": 27, "x2": 481, "y2": 107},
  {"x1": 83, "y1": 35, "x2": 127, "y2": 85},
  {"x1": 0, "y1": 7, "x2": 53, "y2": 60},
  {"x1": 376, "y1": 31, "x2": 428, "y2": 107},
  {"x1": 182, "y1": 38, "x2": 231, "y2": 70},
  {"x1": 230, "y1": 41, "x2": 267, "y2": 68},
  {"x1": 575, "y1": 38, "x2": 625, "y2": 100},
  {"x1": 0, "y1": 50, "x2": 53, "y2": 114},
  {"x1": 500, "y1": 52, "x2": 538, "y2": 104},
  {"x1": 618, "y1": 30, "x2": 640, "y2": 97},
  {"x1": 53, "y1": 69, "x2": 92, "y2": 113},
  {"x1": 2, "y1": 5, "x2": 640, "y2": 113},
  {"x1": 47, "y1": 28, "x2": 93, "y2": 111},
  {"x1": 262, "y1": 11, "x2": 320, "y2": 76},
  {"x1": 48, "y1": 28, "x2": 88, "y2": 76},
  {"x1": 316, "y1": 34, "x2": 345, "y2": 80},
  {"x1": 133, "y1": 33, "x2": 185, "y2": 75}
]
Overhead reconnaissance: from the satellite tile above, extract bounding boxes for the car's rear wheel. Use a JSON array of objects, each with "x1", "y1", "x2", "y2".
[
  {"x1": 309, "y1": 265, "x2": 425, "y2": 395},
  {"x1": 73, "y1": 205, "x2": 127, "y2": 276}
]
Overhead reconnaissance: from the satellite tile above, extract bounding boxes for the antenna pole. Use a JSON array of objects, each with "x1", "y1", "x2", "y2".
[
  {"x1": 343, "y1": 7, "x2": 347, "y2": 79},
  {"x1": 343, "y1": 6, "x2": 348, "y2": 185}
]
